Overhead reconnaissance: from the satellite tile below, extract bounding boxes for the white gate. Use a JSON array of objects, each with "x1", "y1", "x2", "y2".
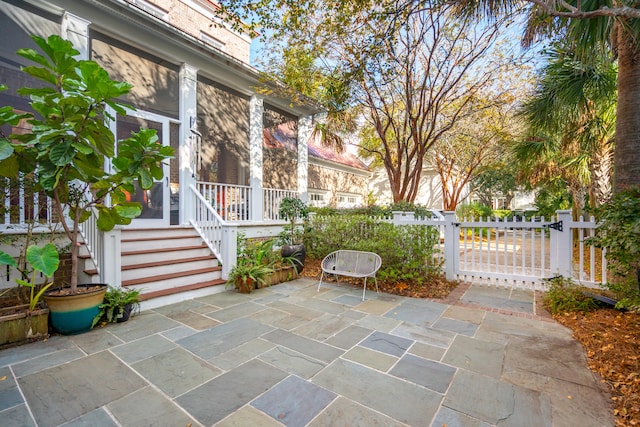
[{"x1": 393, "y1": 210, "x2": 606, "y2": 290}]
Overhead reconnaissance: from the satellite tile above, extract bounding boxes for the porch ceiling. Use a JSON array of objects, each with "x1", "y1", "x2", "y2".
[{"x1": 49, "y1": 0, "x2": 325, "y2": 117}]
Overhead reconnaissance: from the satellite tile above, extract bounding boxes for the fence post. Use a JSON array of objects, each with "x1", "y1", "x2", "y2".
[
  {"x1": 220, "y1": 224, "x2": 238, "y2": 280},
  {"x1": 101, "y1": 227, "x2": 121, "y2": 287},
  {"x1": 442, "y1": 211, "x2": 457, "y2": 281},
  {"x1": 550, "y1": 210, "x2": 573, "y2": 278}
]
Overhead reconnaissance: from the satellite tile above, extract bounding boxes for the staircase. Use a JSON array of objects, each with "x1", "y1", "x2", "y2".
[{"x1": 83, "y1": 226, "x2": 226, "y2": 308}]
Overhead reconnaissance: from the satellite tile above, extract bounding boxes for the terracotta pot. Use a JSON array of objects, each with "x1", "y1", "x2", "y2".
[{"x1": 236, "y1": 278, "x2": 255, "y2": 294}]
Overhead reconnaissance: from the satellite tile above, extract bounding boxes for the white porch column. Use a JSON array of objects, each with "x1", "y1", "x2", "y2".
[
  {"x1": 249, "y1": 96, "x2": 264, "y2": 221},
  {"x1": 179, "y1": 63, "x2": 199, "y2": 225},
  {"x1": 297, "y1": 115, "x2": 312, "y2": 202},
  {"x1": 62, "y1": 13, "x2": 90, "y2": 60}
]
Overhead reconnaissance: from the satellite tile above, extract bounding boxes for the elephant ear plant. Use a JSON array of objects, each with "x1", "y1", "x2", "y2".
[{"x1": 0, "y1": 34, "x2": 173, "y2": 295}]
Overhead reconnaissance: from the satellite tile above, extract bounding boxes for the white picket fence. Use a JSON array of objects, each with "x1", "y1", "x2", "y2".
[{"x1": 393, "y1": 210, "x2": 606, "y2": 290}]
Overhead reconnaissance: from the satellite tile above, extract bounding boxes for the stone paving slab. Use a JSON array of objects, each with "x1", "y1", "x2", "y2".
[
  {"x1": 313, "y1": 358, "x2": 442, "y2": 426},
  {"x1": 18, "y1": 351, "x2": 146, "y2": 427},
  {"x1": 0, "y1": 280, "x2": 614, "y2": 427},
  {"x1": 176, "y1": 359, "x2": 288, "y2": 425},
  {"x1": 251, "y1": 375, "x2": 336, "y2": 427}
]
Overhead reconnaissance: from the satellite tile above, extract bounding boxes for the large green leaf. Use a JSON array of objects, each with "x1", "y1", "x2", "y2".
[
  {"x1": 25, "y1": 244, "x2": 60, "y2": 277},
  {"x1": 115, "y1": 202, "x2": 142, "y2": 219},
  {"x1": 97, "y1": 208, "x2": 116, "y2": 231},
  {"x1": 137, "y1": 169, "x2": 153, "y2": 189},
  {"x1": 0, "y1": 139, "x2": 14, "y2": 161},
  {"x1": 0, "y1": 156, "x2": 19, "y2": 178},
  {"x1": 0, "y1": 251, "x2": 17, "y2": 268},
  {"x1": 49, "y1": 140, "x2": 75, "y2": 166}
]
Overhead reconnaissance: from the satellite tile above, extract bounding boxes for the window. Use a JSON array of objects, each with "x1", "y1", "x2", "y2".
[
  {"x1": 309, "y1": 191, "x2": 328, "y2": 207},
  {"x1": 336, "y1": 192, "x2": 361, "y2": 209}
]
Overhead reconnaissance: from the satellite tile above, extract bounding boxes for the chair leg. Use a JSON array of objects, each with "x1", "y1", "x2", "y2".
[
  {"x1": 374, "y1": 276, "x2": 379, "y2": 294},
  {"x1": 362, "y1": 277, "x2": 367, "y2": 301},
  {"x1": 318, "y1": 271, "x2": 325, "y2": 293}
]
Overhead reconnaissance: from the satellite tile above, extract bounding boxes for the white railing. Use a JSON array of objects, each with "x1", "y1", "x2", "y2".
[
  {"x1": 263, "y1": 188, "x2": 298, "y2": 221},
  {"x1": 197, "y1": 181, "x2": 252, "y2": 221},
  {"x1": 189, "y1": 184, "x2": 238, "y2": 279},
  {"x1": 78, "y1": 207, "x2": 103, "y2": 277},
  {"x1": 1, "y1": 176, "x2": 52, "y2": 230}
]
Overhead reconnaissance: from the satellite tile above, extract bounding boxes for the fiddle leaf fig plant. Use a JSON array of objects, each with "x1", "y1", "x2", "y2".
[{"x1": 0, "y1": 34, "x2": 173, "y2": 294}]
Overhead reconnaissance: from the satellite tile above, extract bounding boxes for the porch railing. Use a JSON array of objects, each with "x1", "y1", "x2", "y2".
[
  {"x1": 1, "y1": 176, "x2": 52, "y2": 230},
  {"x1": 263, "y1": 188, "x2": 299, "y2": 221},
  {"x1": 196, "y1": 181, "x2": 252, "y2": 221}
]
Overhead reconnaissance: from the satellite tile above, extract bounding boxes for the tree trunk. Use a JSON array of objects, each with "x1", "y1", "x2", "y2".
[
  {"x1": 589, "y1": 139, "x2": 613, "y2": 207},
  {"x1": 614, "y1": 30, "x2": 640, "y2": 192}
]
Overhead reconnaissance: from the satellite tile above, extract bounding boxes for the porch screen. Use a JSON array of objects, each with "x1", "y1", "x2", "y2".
[
  {"x1": 197, "y1": 76, "x2": 250, "y2": 185},
  {"x1": 263, "y1": 105, "x2": 298, "y2": 190},
  {"x1": 91, "y1": 32, "x2": 179, "y2": 119},
  {"x1": 0, "y1": 2, "x2": 61, "y2": 225}
]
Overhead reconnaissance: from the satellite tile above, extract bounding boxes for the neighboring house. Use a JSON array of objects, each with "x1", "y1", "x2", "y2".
[
  {"x1": 368, "y1": 166, "x2": 446, "y2": 210},
  {"x1": 1, "y1": 0, "x2": 362, "y2": 306}
]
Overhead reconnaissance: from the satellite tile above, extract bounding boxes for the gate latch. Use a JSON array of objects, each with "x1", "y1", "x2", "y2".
[{"x1": 544, "y1": 221, "x2": 563, "y2": 232}]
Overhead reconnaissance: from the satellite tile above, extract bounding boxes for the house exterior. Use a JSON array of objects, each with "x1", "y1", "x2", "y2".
[{"x1": 0, "y1": 0, "x2": 367, "y2": 306}]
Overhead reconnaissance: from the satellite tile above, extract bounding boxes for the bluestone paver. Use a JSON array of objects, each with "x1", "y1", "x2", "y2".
[
  {"x1": 313, "y1": 358, "x2": 442, "y2": 426},
  {"x1": 59, "y1": 408, "x2": 117, "y2": 427},
  {"x1": 342, "y1": 345, "x2": 398, "y2": 372},
  {"x1": 259, "y1": 346, "x2": 327, "y2": 379},
  {"x1": 389, "y1": 353, "x2": 456, "y2": 393},
  {"x1": 18, "y1": 351, "x2": 146, "y2": 427},
  {"x1": 307, "y1": 397, "x2": 407, "y2": 427},
  {"x1": 107, "y1": 386, "x2": 196, "y2": 427},
  {"x1": 359, "y1": 331, "x2": 412, "y2": 357},
  {"x1": 176, "y1": 359, "x2": 288, "y2": 425},
  {"x1": 442, "y1": 334, "x2": 505, "y2": 378},
  {"x1": 131, "y1": 347, "x2": 221, "y2": 397},
  {"x1": 251, "y1": 375, "x2": 336, "y2": 427}
]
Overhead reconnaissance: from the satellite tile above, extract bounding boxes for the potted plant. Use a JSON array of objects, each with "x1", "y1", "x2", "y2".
[
  {"x1": 0, "y1": 243, "x2": 59, "y2": 345},
  {"x1": 0, "y1": 35, "x2": 173, "y2": 334},
  {"x1": 242, "y1": 238, "x2": 299, "y2": 287},
  {"x1": 92, "y1": 286, "x2": 141, "y2": 327},
  {"x1": 278, "y1": 197, "x2": 309, "y2": 273},
  {"x1": 226, "y1": 259, "x2": 274, "y2": 293}
]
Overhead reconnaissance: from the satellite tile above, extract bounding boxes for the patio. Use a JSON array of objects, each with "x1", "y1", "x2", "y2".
[{"x1": 0, "y1": 279, "x2": 612, "y2": 427}]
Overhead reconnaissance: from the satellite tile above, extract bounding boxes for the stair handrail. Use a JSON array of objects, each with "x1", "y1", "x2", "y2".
[
  {"x1": 189, "y1": 184, "x2": 226, "y2": 262},
  {"x1": 78, "y1": 205, "x2": 103, "y2": 280}
]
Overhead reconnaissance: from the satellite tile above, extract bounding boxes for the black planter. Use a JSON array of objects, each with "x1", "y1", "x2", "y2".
[
  {"x1": 281, "y1": 244, "x2": 306, "y2": 274},
  {"x1": 116, "y1": 304, "x2": 134, "y2": 323}
]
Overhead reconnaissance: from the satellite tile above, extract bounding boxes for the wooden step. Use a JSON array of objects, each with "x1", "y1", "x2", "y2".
[
  {"x1": 121, "y1": 256, "x2": 215, "y2": 271},
  {"x1": 122, "y1": 266, "x2": 221, "y2": 287},
  {"x1": 137, "y1": 279, "x2": 226, "y2": 301}
]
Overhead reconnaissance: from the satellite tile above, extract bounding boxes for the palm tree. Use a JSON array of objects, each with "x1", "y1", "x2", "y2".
[
  {"x1": 516, "y1": 44, "x2": 616, "y2": 214},
  {"x1": 452, "y1": 0, "x2": 640, "y2": 194}
]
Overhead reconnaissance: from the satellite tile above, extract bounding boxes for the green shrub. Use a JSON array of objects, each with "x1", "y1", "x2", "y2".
[
  {"x1": 305, "y1": 215, "x2": 442, "y2": 283},
  {"x1": 542, "y1": 277, "x2": 599, "y2": 314},
  {"x1": 456, "y1": 202, "x2": 493, "y2": 220},
  {"x1": 587, "y1": 188, "x2": 640, "y2": 288}
]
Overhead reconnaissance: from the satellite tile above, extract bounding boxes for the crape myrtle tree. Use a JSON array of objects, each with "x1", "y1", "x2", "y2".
[
  {"x1": 430, "y1": 86, "x2": 525, "y2": 210},
  {"x1": 351, "y1": 8, "x2": 520, "y2": 203},
  {"x1": 218, "y1": 0, "x2": 640, "y2": 194},
  {"x1": 230, "y1": 0, "x2": 523, "y2": 203}
]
